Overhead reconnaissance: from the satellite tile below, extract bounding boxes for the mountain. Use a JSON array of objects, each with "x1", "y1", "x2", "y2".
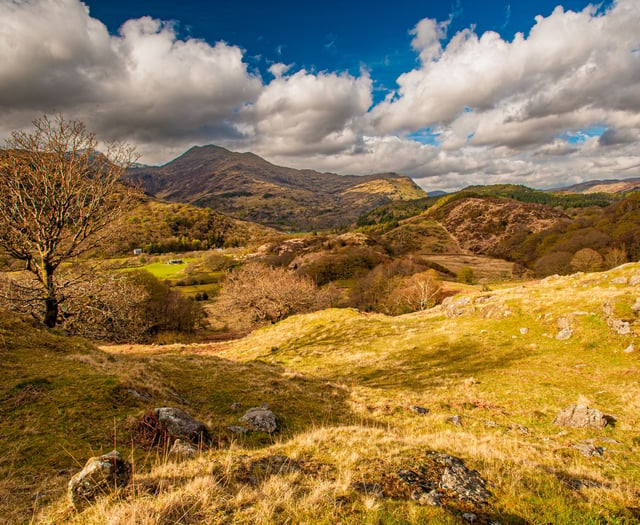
[
  {"x1": 429, "y1": 196, "x2": 567, "y2": 257},
  {"x1": 553, "y1": 176, "x2": 640, "y2": 194},
  {"x1": 128, "y1": 145, "x2": 427, "y2": 231}
]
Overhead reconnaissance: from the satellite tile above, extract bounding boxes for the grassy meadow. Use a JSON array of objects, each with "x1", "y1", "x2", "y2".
[{"x1": 1, "y1": 264, "x2": 639, "y2": 524}]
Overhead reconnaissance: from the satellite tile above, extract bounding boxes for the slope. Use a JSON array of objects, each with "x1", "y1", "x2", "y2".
[
  {"x1": 129, "y1": 145, "x2": 427, "y2": 231},
  {"x1": 17, "y1": 264, "x2": 640, "y2": 524}
]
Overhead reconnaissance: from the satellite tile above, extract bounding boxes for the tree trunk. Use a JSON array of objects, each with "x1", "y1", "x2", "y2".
[
  {"x1": 42, "y1": 262, "x2": 58, "y2": 328},
  {"x1": 44, "y1": 296, "x2": 58, "y2": 328}
]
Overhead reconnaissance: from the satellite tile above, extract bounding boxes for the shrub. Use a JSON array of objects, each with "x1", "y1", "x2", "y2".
[
  {"x1": 534, "y1": 251, "x2": 573, "y2": 277},
  {"x1": 457, "y1": 266, "x2": 475, "y2": 284},
  {"x1": 570, "y1": 248, "x2": 604, "y2": 273},
  {"x1": 349, "y1": 260, "x2": 443, "y2": 315},
  {"x1": 216, "y1": 263, "x2": 338, "y2": 327}
]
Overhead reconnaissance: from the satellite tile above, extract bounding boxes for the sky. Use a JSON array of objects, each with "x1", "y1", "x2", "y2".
[{"x1": 1, "y1": 0, "x2": 639, "y2": 192}]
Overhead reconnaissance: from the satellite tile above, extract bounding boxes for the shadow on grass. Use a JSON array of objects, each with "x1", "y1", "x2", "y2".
[
  {"x1": 0, "y1": 340, "x2": 362, "y2": 523},
  {"x1": 323, "y1": 339, "x2": 530, "y2": 392}
]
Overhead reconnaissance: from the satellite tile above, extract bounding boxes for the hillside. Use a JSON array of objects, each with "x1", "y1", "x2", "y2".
[
  {"x1": 431, "y1": 196, "x2": 567, "y2": 256},
  {"x1": 3, "y1": 264, "x2": 640, "y2": 524},
  {"x1": 107, "y1": 198, "x2": 276, "y2": 255},
  {"x1": 128, "y1": 145, "x2": 426, "y2": 231},
  {"x1": 555, "y1": 177, "x2": 640, "y2": 194}
]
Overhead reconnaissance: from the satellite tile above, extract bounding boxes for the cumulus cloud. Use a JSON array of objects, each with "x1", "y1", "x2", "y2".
[
  {"x1": 250, "y1": 69, "x2": 372, "y2": 156},
  {"x1": 1, "y1": 0, "x2": 640, "y2": 189},
  {"x1": 369, "y1": 0, "x2": 640, "y2": 150},
  {"x1": 0, "y1": 0, "x2": 261, "y2": 152}
]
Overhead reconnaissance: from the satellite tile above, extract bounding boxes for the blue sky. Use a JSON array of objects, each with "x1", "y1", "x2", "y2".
[
  {"x1": 0, "y1": 0, "x2": 638, "y2": 191},
  {"x1": 86, "y1": 0, "x2": 606, "y2": 102}
]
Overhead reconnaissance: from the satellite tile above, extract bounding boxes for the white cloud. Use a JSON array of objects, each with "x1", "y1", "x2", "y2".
[
  {"x1": 0, "y1": 0, "x2": 261, "y2": 152},
  {"x1": 248, "y1": 69, "x2": 372, "y2": 156},
  {"x1": 1, "y1": 0, "x2": 640, "y2": 189}
]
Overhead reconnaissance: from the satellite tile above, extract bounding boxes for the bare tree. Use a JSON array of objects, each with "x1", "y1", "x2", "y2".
[
  {"x1": 570, "y1": 248, "x2": 603, "y2": 273},
  {"x1": 0, "y1": 116, "x2": 137, "y2": 327},
  {"x1": 216, "y1": 262, "x2": 337, "y2": 328}
]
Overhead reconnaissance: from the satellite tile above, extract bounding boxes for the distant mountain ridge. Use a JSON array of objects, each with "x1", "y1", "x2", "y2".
[
  {"x1": 128, "y1": 145, "x2": 427, "y2": 230},
  {"x1": 553, "y1": 176, "x2": 640, "y2": 194}
]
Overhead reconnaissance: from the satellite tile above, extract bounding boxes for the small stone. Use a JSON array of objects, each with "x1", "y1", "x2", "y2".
[
  {"x1": 31, "y1": 492, "x2": 49, "y2": 502},
  {"x1": 230, "y1": 402, "x2": 241, "y2": 410},
  {"x1": 127, "y1": 388, "x2": 151, "y2": 401},
  {"x1": 624, "y1": 344, "x2": 635, "y2": 353},
  {"x1": 631, "y1": 298, "x2": 640, "y2": 312},
  {"x1": 629, "y1": 274, "x2": 640, "y2": 286},
  {"x1": 556, "y1": 328, "x2": 573, "y2": 340},
  {"x1": 511, "y1": 424, "x2": 529, "y2": 434},
  {"x1": 154, "y1": 407, "x2": 210, "y2": 444},
  {"x1": 448, "y1": 415, "x2": 463, "y2": 426},
  {"x1": 169, "y1": 439, "x2": 198, "y2": 458},
  {"x1": 485, "y1": 420, "x2": 498, "y2": 428},
  {"x1": 520, "y1": 327, "x2": 529, "y2": 335},
  {"x1": 568, "y1": 478, "x2": 603, "y2": 490},
  {"x1": 240, "y1": 406, "x2": 278, "y2": 433},
  {"x1": 227, "y1": 425, "x2": 248, "y2": 434},
  {"x1": 410, "y1": 405, "x2": 429, "y2": 415},
  {"x1": 557, "y1": 317, "x2": 572, "y2": 330},
  {"x1": 416, "y1": 490, "x2": 441, "y2": 506},
  {"x1": 611, "y1": 276, "x2": 628, "y2": 285},
  {"x1": 462, "y1": 512, "x2": 478, "y2": 523},
  {"x1": 572, "y1": 443, "x2": 605, "y2": 458}
]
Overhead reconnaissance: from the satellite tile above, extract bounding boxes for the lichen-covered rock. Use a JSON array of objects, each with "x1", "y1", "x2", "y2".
[
  {"x1": 556, "y1": 328, "x2": 573, "y2": 340},
  {"x1": 553, "y1": 404, "x2": 612, "y2": 429},
  {"x1": 602, "y1": 303, "x2": 634, "y2": 335},
  {"x1": 396, "y1": 452, "x2": 491, "y2": 506},
  {"x1": 572, "y1": 443, "x2": 604, "y2": 458},
  {"x1": 68, "y1": 451, "x2": 131, "y2": 510},
  {"x1": 556, "y1": 317, "x2": 574, "y2": 340},
  {"x1": 169, "y1": 439, "x2": 198, "y2": 458},
  {"x1": 435, "y1": 452, "x2": 491, "y2": 504},
  {"x1": 448, "y1": 415, "x2": 463, "y2": 426},
  {"x1": 611, "y1": 276, "x2": 628, "y2": 285},
  {"x1": 413, "y1": 489, "x2": 441, "y2": 506},
  {"x1": 443, "y1": 296, "x2": 474, "y2": 318},
  {"x1": 240, "y1": 406, "x2": 277, "y2": 433},
  {"x1": 154, "y1": 407, "x2": 210, "y2": 444}
]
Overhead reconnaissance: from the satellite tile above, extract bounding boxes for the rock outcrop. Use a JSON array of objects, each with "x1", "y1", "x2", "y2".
[
  {"x1": 553, "y1": 405, "x2": 613, "y2": 429},
  {"x1": 396, "y1": 452, "x2": 491, "y2": 506},
  {"x1": 68, "y1": 451, "x2": 131, "y2": 510},
  {"x1": 155, "y1": 407, "x2": 210, "y2": 444},
  {"x1": 239, "y1": 405, "x2": 278, "y2": 433}
]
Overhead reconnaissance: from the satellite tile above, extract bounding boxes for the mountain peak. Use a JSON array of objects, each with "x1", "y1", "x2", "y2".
[{"x1": 130, "y1": 145, "x2": 427, "y2": 230}]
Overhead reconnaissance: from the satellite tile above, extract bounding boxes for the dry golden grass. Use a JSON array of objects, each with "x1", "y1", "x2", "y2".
[{"x1": 3, "y1": 264, "x2": 640, "y2": 524}]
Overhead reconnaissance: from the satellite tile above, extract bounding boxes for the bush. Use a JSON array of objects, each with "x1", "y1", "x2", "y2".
[
  {"x1": 216, "y1": 263, "x2": 338, "y2": 327},
  {"x1": 534, "y1": 251, "x2": 573, "y2": 277},
  {"x1": 457, "y1": 266, "x2": 474, "y2": 284},
  {"x1": 349, "y1": 260, "x2": 443, "y2": 315},
  {"x1": 570, "y1": 248, "x2": 603, "y2": 273},
  {"x1": 29, "y1": 270, "x2": 206, "y2": 342}
]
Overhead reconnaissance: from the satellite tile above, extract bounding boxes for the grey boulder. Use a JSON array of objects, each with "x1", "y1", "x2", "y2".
[{"x1": 68, "y1": 450, "x2": 131, "y2": 510}]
